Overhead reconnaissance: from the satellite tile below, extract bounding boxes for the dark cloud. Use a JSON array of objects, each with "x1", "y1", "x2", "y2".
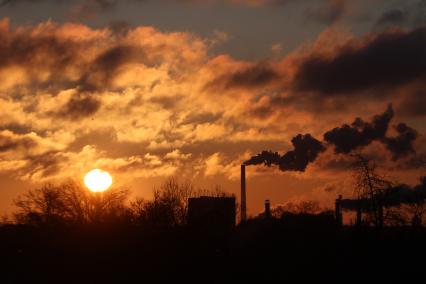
[
  {"x1": 0, "y1": 21, "x2": 147, "y2": 92},
  {"x1": 149, "y1": 95, "x2": 182, "y2": 110},
  {"x1": 78, "y1": 45, "x2": 144, "y2": 91},
  {"x1": 294, "y1": 27, "x2": 426, "y2": 95},
  {"x1": 205, "y1": 63, "x2": 278, "y2": 90},
  {"x1": 25, "y1": 151, "x2": 65, "y2": 178},
  {"x1": 404, "y1": 154, "x2": 426, "y2": 169},
  {"x1": 0, "y1": 27, "x2": 80, "y2": 71},
  {"x1": 383, "y1": 123, "x2": 418, "y2": 160},
  {"x1": 181, "y1": 112, "x2": 222, "y2": 125},
  {"x1": 324, "y1": 105, "x2": 394, "y2": 154},
  {"x1": 0, "y1": 132, "x2": 37, "y2": 152},
  {"x1": 245, "y1": 134, "x2": 326, "y2": 172},
  {"x1": 60, "y1": 94, "x2": 101, "y2": 120},
  {"x1": 0, "y1": 123, "x2": 34, "y2": 135},
  {"x1": 228, "y1": 64, "x2": 278, "y2": 88},
  {"x1": 375, "y1": 9, "x2": 407, "y2": 27},
  {"x1": 374, "y1": 1, "x2": 426, "y2": 28}
]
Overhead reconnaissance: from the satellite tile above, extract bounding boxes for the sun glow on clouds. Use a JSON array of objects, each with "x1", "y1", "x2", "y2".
[{"x1": 0, "y1": 16, "x2": 423, "y2": 205}]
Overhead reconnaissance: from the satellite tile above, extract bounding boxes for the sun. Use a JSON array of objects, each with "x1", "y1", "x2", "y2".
[{"x1": 84, "y1": 169, "x2": 113, "y2": 192}]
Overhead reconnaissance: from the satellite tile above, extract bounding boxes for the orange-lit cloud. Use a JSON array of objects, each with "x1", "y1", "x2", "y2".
[{"x1": 0, "y1": 17, "x2": 424, "y2": 213}]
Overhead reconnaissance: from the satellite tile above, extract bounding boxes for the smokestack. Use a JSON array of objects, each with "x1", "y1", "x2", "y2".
[
  {"x1": 265, "y1": 200, "x2": 271, "y2": 219},
  {"x1": 335, "y1": 195, "x2": 343, "y2": 226},
  {"x1": 241, "y1": 164, "x2": 247, "y2": 222}
]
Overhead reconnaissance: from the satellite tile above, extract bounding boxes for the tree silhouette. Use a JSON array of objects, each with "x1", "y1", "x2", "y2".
[
  {"x1": 130, "y1": 177, "x2": 234, "y2": 229},
  {"x1": 352, "y1": 154, "x2": 392, "y2": 227},
  {"x1": 130, "y1": 177, "x2": 195, "y2": 229},
  {"x1": 14, "y1": 181, "x2": 129, "y2": 226},
  {"x1": 14, "y1": 183, "x2": 67, "y2": 226},
  {"x1": 270, "y1": 200, "x2": 324, "y2": 218}
]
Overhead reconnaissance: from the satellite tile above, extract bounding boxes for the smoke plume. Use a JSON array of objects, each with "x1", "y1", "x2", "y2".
[
  {"x1": 324, "y1": 104, "x2": 394, "y2": 154},
  {"x1": 245, "y1": 134, "x2": 326, "y2": 172},
  {"x1": 246, "y1": 105, "x2": 420, "y2": 172},
  {"x1": 340, "y1": 177, "x2": 426, "y2": 210}
]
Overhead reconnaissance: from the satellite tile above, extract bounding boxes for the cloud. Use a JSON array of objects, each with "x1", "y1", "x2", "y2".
[
  {"x1": 0, "y1": 18, "x2": 208, "y2": 94},
  {"x1": 293, "y1": 27, "x2": 426, "y2": 95},
  {"x1": 60, "y1": 94, "x2": 101, "y2": 120},
  {"x1": 0, "y1": 130, "x2": 72, "y2": 157},
  {"x1": 164, "y1": 149, "x2": 192, "y2": 160},
  {"x1": 374, "y1": 2, "x2": 426, "y2": 29},
  {"x1": 203, "y1": 152, "x2": 241, "y2": 180},
  {"x1": 0, "y1": 130, "x2": 37, "y2": 152},
  {"x1": 375, "y1": 9, "x2": 407, "y2": 27},
  {"x1": 205, "y1": 62, "x2": 279, "y2": 90},
  {"x1": 78, "y1": 45, "x2": 145, "y2": 91},
  {"x1": 0, "y1": 18, "x2": 424, "y2": 189},
  {"x1": 398, "y1": 90, "x2": 426, "y2": 117}
]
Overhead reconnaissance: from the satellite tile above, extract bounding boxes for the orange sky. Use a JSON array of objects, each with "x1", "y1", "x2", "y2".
[{"x1": 0, "y1": 0, "x2": 425, "y2": 217}]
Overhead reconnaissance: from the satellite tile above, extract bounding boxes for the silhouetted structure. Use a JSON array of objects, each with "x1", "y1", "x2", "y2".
[
  {"x1": 264, "y1": 200, "x2": 271, "y2": 219},
  {"x1": 187, "y1": 196, "x2": 236, "y2": 233},
  {"x1": 241, "y1": 164, "x2": 247, "y2": 222},
  {"x1": 335, "y1": 195, "x2": 343, "y2": 226},
  {"x1": 255, "y1": 199, "x2": 273, "y2": 220}
]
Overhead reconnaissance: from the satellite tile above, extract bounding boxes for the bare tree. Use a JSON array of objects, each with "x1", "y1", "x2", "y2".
[
  {"x1": 352, "y1": 154, "x2": 392, "y2": 227},
  {"x1": 14, "y1": 183, "x2": 67, "y2": 225},
  {"x1": 129, "y1": 177, "x2": 195, "y2": 228},
  {"x1": 403, "y1": 201, "x2": 426, "y2": 227},
  {"x1": 296, "y1": 201, "x2": 322, "y2": 214},
  {"x1": 270, "y1": 200, "x2": 323, "y2": 218},
  {"x1": 14, "y1": 181, "x2": 129, "y2": 225}
]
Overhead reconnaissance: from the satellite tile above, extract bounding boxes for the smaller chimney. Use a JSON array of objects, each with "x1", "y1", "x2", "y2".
[
  {"x1": 240, "y1": 164, "x2": 247, "y2": 222},
  {"x1": 335, "y1": 195, "x2": 343, "y2": 226},
  {"x1": 264, "y1": 200, "x2": 271, "y2": 219}
]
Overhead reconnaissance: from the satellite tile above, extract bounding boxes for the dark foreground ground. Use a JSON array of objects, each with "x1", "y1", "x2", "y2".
[{"x1": 1, "y1": 219, "x2": 426, "y2": 284}]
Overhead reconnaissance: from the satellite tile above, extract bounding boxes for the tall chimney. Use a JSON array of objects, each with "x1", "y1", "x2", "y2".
[
  {"x1": 241, "y1": 164, "x2": 247, "y2": 222},
  {"x1": 265, "y1": 200, "x2": 271, "y2": 219}
]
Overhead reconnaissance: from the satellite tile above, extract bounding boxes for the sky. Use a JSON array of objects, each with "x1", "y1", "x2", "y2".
[{"x1": 0, "y1": 0, "x2": 425, "y2": 217}]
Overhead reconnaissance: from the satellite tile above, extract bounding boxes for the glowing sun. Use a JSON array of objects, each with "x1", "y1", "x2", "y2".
[{"x1": 84, "y1": 169, "x2": 113, "y2": 192}]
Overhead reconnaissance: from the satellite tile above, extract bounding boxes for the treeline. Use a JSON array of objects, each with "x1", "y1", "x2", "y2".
[
  {"x1": 4, "y1": 154, "x2": 426, "y2": 229},
  {"x1": 9, "y1": 178, "x2": 233, "y2": 229}
]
